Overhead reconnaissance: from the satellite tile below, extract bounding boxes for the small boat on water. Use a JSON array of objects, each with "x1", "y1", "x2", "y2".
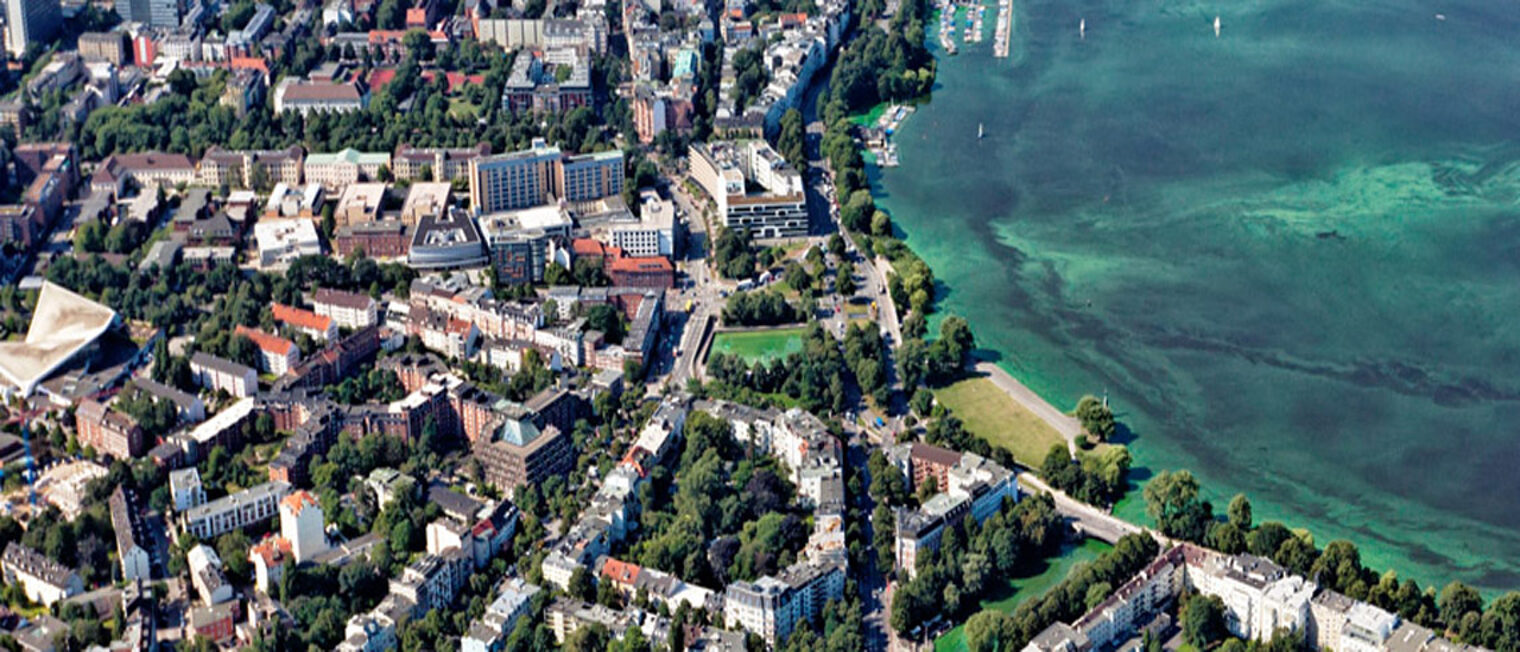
[
  {"x1": 978, "y1": 123, "x2": 985, "y2": 139},
  {"x1": 1080, "y1": 18, "x2": 1086, "y2": 39},
  {"x1": 1214, "y1": 15, "x2": 1221, "y2": 37}
]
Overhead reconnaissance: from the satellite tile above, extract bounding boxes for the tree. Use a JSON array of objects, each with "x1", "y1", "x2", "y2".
[
  {"x1": 1143, "y1": 469, "x2": 1212, "y2": 542},
  {"x1": 567, "y1": 567, "x2": 595, "y2": 602},
  {"x1": 836, "y1": 260, "x2": 857, "y2": 296},
  {"x1": 1227, "y1": 494, "x2": 1253, "y2": 531},
  {"x1": 1085, "y1": 582, "x2": 1113, "y2": 611},
  {"x1": 1073, "y1": 395, "x2": 1116, "y2": 442},
  {"x1": 584, "y1": 304, "x2": 625, "y2": 344},
  {"x1": 1439, "y1": 581, "x2": 1483, "y2": 630},
  {"x1": 1181, "y1": 594, "x2": 1228, "y2": 649},
  {"x1": 964, "y1": 610, "x2": 1015, "y2": 652},
  {"x1": 775, "y1": 108, "x2": 806, "y2": 168}
]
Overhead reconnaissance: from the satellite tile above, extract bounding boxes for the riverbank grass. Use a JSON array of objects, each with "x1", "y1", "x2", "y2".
[
  {"x1": 933, "y1": 539, "x2": 1113, "y2": 651},
  {"x1": 934, "y1": 376, "x2": 1064, "y2": 467}
]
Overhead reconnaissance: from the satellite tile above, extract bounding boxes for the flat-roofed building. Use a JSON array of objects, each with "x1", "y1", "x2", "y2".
[
  {"x1": 336, "y1": 219, "x2": 409, "y2": 258},
  {"x1": 333, "y1": 182, "x2": 387, "y2": 227},
  {"x1": 179, "y1": 481, "x2": 292, "y2": 540},
  {"x1": 409, "y1": 207, "x2": 488, "y2": 270},
  {"x1": 187, "y1": 544, "x2": 233, "y2": 606},
  {"x1": 170, "y1": 467, "x2": 206, "y2": 511},
  {"x1": 400, "y1": 182, "x2": 452, "y2": 226},
  {"x1": 468, "y1": 139, "x2": 624, "y2": 214},
  {"x1": 502, "y1": 48, "x2": 592, "y2": 114},
  {"x1": 610, "y1": 189, "x2": 676, "y2": 257},
  {"x1": 254, "y1": 217, "x2": 322, "y2": 267},
  {"x1": 79, "y1": 31, "x2": 129, "y2": 65},
  {"x1": 689, "y1": 140, "x2": 807, "y2": 238}
]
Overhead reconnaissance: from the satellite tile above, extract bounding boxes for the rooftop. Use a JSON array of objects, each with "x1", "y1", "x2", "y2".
[
  {"x1": 0, "y1": 281, "x2": 118, "y2": 396},
  {"x1": 272, "y1": 303, "x2": 334, "y2": 333}
]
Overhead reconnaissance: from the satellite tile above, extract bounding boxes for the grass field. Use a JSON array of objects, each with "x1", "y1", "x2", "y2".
[
  {"x1": 849, "y1": 102, "x2": 890, "y2": 127},
  {"x1": 934, "y1": 539, "x2": 1113, "y2": 652},
  {"x1": 711, "y1": 328, "x2": 807, "y2": 364},
  {"x1": 934, "y1": 376, "x2": 1065, "y2": 467}
]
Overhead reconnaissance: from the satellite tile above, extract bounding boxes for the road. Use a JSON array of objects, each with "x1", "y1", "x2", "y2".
[{"x1": 1019, "y1": 472, "x2": 1151, "y2": 545}]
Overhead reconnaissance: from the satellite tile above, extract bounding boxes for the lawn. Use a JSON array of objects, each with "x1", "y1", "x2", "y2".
[
  {"x1": 935, "y1": 539, "x2": 1113, "y2": 652},
  {"x1": 934, "y1": 376, "x2": 1065, "y2": 467},
  {"x1": 448, "y1": 97, "x2": 479, "y2": 120},
  {"x1": 710, "y1": 327, "x2": 807, "y2": 364},
  {"x1": 849, "y1": 102, "x2": 889, "y2": 127}
]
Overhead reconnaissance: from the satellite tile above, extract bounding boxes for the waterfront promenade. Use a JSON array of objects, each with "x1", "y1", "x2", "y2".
[{"x1": 973, "y1": 360, "x2": 1082, "y2": 454}]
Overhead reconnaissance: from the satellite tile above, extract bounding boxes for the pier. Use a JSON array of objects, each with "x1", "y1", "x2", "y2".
[{"x1": 993, "y1": 0, "x2": 1012, "y2": 57}]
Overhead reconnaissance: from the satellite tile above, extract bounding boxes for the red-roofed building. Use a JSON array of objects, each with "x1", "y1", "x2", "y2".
[
  {"x1": 247, "y1": 536, "x2": 292, "y2": 595},
  {"x1": 229, "y1": 56, "x2": 270, "y2": 74},
  {"x1": 608, "y1": 256, "x2": 674, "y2": 289},
  {"x1": 600, "y1": 558, "x2": 642, "y2": 594},
  {"x1": 271, "y1": 303, "x2": 339, "y2": 341},
  {"x1": 570, "y1": 238, "x2": 625, "y2": 270},
  {"x1": 367, "y1": 67, "x2": 397, "y2": 92},
  {"x1": 234, "y1": 325, "x2": 299, "y2": 376}
]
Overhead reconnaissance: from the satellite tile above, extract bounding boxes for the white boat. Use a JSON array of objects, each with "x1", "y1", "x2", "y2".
[
  {"x1": 1214, "y1": 15, "x2": 1221, "y2": 37},
  {"x1": 978, "y1": 123, "x2": 985, "y2": 139},
  {"x1": 1080, "y1": 18, "x2": 1086, "y2": 39}
]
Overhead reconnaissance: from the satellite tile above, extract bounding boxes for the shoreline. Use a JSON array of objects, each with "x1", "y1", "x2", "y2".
[{"x1": 860, "y1": 1, "x2": 1520, "y2": 597}]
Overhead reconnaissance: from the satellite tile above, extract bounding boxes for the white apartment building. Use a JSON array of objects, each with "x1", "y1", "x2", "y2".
[
  {"x1": 180, "y1": 482, "x2": 292, "y2": 540},
  {"x1": 281, "y1": 490, "x2": 329, "y2": 563},
  {"x1": 1, "y1": 543, "x2": 81, "y2": 607},
  {"x1": 170, "y1": 468, "x2": 206, "y2": 511},
  {"x1": 189, "y1": 352, "x2": 258, "y2": 398},
  {"x1": 609, "y1": 190, "x2": 676, "y2": 257},
  {"x1": 461, "y1": 579, "x2": 542, "y2": 652},
  {"x1": 689, "y1": 140, "x2": 808, "y2": 239},
  {"x1": 255, "y1": 218, "x2": 322, "y2": 268},
  {"x1": 312, "y1": 287, "x2": 379, "y2": 330},
  {"x1": 723, "y1": 560, "x2": 845, "y2": 646},
  {"x1": 305, "y1": 149, "x2": 391, "y2": 191},
  {"x1": 188, "y1": 544, "x2": 234, "y2": 606}
]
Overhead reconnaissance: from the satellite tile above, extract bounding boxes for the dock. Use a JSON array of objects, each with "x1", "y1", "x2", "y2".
[{"x1": 993, "y1": 0, "x2": 1012, "y2": 57}]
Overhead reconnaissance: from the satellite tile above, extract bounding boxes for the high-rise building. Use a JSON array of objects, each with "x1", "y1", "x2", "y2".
[
  {"x1": 468, "y1": 139, "x2": 624, "y2": 214},
  {"x1": 280, "y1": 490, "x2": 328, "y2": 563},
  {"x1": 115, "y1": 0, "x2": 183, "y2": 27},
  {"x1": 6, "y1": 0, "x2": 63, "y2": 58}
]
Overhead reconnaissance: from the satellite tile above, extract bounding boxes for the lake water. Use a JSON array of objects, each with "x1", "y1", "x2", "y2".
[{"x1": 877, "y1": 0, "x2": 1520, "y2": 591}]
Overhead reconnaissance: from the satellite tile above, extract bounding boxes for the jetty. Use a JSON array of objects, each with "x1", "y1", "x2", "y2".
[
  {"x1": 938, "y1": 0, "x2": 958, "y2": 53},
  {"x1": 993, "y1": 0, "x2": 1013, "y2": 57}
]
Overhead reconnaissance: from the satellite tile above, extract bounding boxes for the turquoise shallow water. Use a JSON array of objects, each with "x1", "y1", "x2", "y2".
[{"x1": 878, "y1": 0, "x2": 1520, "y2": 591}]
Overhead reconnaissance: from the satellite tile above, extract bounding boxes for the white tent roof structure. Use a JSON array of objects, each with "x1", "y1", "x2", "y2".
[{"x1": 0, "y1": 281, "x2": 118, "y2": 397}]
